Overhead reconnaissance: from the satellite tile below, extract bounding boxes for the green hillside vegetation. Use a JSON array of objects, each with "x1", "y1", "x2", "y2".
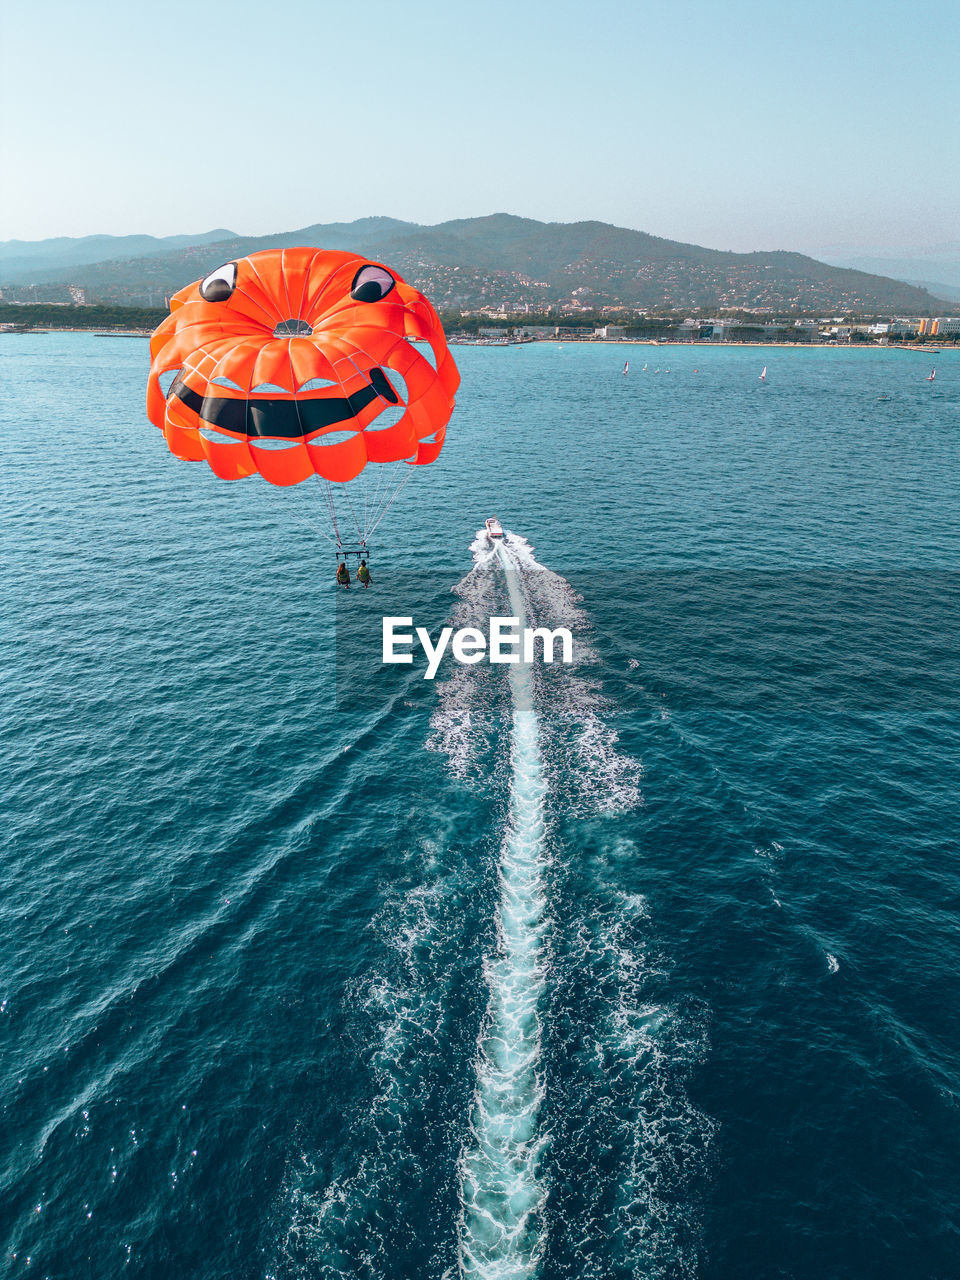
[
  {"x1": 0, "y1": 304, "x2": 166, "y2": 330},
  {"x1": 2, "y1": 215, "x2": 949, "y2": 315}
]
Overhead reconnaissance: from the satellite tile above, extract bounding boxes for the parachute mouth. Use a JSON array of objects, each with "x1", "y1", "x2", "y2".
[{"x1": 167, "y1": 369, "x2": 399, "y2": 440}]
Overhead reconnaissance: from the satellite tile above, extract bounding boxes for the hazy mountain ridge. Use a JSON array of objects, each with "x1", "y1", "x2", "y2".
[
  {"x1": 818, "y1": 249, "x2": 960, "y2": 305},
  {"x1": 903, "y1": 280, "x2": 960, "y2": 304},
  {"x1": 0, "y1": 230, "x2": 237, "y2": 282},
  {"x1": 0, "y1": 215, "x2": 949, "y2": 313},
  {"x1": 819, "y1": 246, "x2": 960, "y2": 288}
]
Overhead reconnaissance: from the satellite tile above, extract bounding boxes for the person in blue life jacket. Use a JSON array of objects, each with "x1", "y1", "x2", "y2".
[
  {"x1": 336, "y1": 560, "x2": 351, "y2": 589},
  {"x1": 356, "y1": 559, "x2": 371, "y2": 588}
]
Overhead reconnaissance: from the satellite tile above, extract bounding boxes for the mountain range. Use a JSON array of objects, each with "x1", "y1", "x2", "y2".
[
  {"x1": 0, "y1": 216, "x2": 951, "y2": 314},
  {"x1": 0, "y1": 230, "x2": 235, "y2": 284},
  {"x1": 816, "y1": 244, "x2": 960, "y2": 305}
]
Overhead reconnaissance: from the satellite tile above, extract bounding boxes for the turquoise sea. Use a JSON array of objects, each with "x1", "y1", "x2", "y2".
[{"x1": 3, "y1": 334, "x2": 959, "y2": 1278}]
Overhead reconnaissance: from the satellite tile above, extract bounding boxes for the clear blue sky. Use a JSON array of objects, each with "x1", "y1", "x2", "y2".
[{"x1": 1, "y1": 0, "x2": 957, "y2": 253}]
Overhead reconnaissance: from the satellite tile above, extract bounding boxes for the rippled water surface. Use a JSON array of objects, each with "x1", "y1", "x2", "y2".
[{"x1": 3, "y1": 334, "x2": 959, "y2": 1278}]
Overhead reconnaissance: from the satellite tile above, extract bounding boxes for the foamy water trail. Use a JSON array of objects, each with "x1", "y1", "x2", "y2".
[
  {"x1": 456, "y1": 539, "x2": 550, "y2": 1278},
  {"x1": 276, "y1": 530, "x2": 707, "y2": 1277},
  {"x1": 497, "y1": 533, "x2": 642, "y2": 813}
]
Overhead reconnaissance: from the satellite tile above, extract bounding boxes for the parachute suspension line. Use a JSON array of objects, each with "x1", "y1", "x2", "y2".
[
  {"x1": 361, "y1": 463, "x2": 374, "y2": 543},
  {"x1": 272, "y1": 482, "x2": 337, "y2": 545},
  {"x1": 316, "y1": 475, "x2": 342, "y2": 547},
  {"x1": 311, "y1": 485, "x2": 338, "y2": 545},
  {"x1": 339, "y1": 480, "x2": 366, "y2": 546},
  {"x1": 367, "y1": 459, "x2": 391, "y2": 531},
  {"x1": 296, "y1": 507, "x2": 337, "y2": 545},
  {"x1": 359, "y1": 464, "x2": 369, "y2": 545},
  {"x1": 349, "y1": 454, "x2": 366, "y2": 544},
  {"x1": 369, "y1": 459, "x2": 409, "y2": 535},
  {"x1": 367, "y1": 463, "x2": 414, "y2": 538}
]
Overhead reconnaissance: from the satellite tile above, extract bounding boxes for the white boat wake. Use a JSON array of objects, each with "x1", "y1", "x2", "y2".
[
  {"x1": 456, "y1": 537, "x2": 550, "y2": 1278},
  {"x1": 274, "y1": 528, "x2": 711, "y2": 1279},
  {"x1": 443, "y1": 529, "x2": 711, "y2": 1280}
]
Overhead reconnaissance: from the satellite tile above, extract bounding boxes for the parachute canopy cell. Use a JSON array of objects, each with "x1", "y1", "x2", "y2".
[{"x1": 146, "y1": 247, "x2": 459, "y2": 487}]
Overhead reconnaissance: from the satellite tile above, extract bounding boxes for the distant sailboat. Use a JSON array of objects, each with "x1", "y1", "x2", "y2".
[
  {"x1": 759, "y1": 366, "x2": 767, "y2": 382},
  {"x1": 927, "y1": 368, "x2": 936, "y2": 382},
  {"x1": 623, "y1": 360, "x2": 629, "y2": 375}
]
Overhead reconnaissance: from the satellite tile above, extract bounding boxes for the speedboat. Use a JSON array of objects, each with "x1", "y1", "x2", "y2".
[{"x1": 485, "y1": 516, "x2": 504, "y2": 539}]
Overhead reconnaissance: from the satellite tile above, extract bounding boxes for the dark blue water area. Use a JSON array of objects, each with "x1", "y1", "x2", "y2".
[{"x1": 2, "y1": 333, "x2": 959, "y2": 1278}]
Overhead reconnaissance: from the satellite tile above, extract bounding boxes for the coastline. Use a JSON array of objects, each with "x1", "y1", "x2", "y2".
[
  {"x1": 4, "y1": 329, "x2": 952, "y2": 352},
  {"x1": 451, "y1": 337, "x2": 953, "y2": 351}
]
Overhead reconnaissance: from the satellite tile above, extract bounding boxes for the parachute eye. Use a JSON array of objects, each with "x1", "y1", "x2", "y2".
[
  {"x1": 200, "y1": 262, "x2": 238, "y2": 302},
  {"x1": 350, "y1": 264, "x2": 395, "y2": 303}
]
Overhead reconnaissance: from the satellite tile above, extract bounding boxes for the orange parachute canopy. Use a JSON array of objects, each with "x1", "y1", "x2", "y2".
[{"x1": 146, "y1": 247, "x2": 458, "y2": 488}]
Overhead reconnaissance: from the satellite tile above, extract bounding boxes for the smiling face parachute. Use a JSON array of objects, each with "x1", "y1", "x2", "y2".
[{"x1": 146, "y1": 247, "x2": 459, "y2": 545}]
